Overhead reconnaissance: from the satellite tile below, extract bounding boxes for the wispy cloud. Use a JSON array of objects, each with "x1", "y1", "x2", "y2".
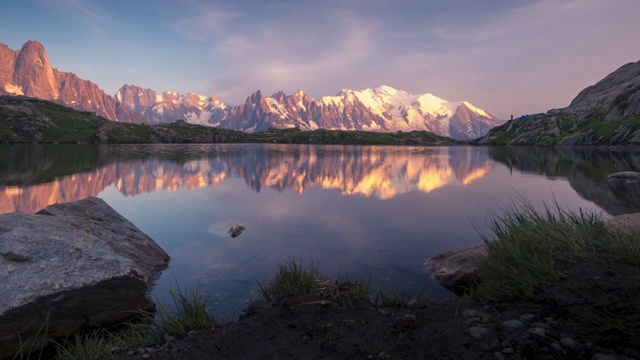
[
  {"x1": 210, "y1": 9, "x2": 377, "y2": 101},
  {"x1": 40, "y1": 0, "x2": 110, "y2": 35},
  {"x1": 170, "y1": 8, "x2": 240, "y2": 41}
]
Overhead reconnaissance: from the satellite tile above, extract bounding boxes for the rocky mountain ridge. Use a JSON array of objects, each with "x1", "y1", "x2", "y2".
[
  {"x1": 0, "y1": 41, "x2": 142, "y2": 123},
  {"x1": 1, "y1": 40, "x2": 501, "y2": 140},
  {"x1": 476, "y1": 59, "x2": 640, "y2": 146},
  {"x1": 115, "y1": 84, "x2": 228, "y2": 126}
]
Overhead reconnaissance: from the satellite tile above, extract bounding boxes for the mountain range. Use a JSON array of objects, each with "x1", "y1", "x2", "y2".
[{"x1": 0, "y1": 40, "x2": 502, "y2": 140}]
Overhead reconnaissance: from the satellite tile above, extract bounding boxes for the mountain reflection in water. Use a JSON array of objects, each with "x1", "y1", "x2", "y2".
[{"x1": 1, "y1": 145, "x2": 495, "y2": 214}]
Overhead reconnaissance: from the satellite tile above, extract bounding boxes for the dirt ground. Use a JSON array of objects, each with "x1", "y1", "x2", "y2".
[{"x1": 117, "y1": 258, "x2": 640, "y2": 360}]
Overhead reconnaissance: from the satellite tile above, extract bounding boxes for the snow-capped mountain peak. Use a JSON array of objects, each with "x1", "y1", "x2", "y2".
[{"x1": 218, "y1": 86, "x2": 503, "y2": 139}]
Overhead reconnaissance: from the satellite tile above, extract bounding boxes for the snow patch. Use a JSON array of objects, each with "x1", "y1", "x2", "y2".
[
  {"x1": 462, "y1": 101, "x2": 489, "y2": 117},
  {"x1": 4, "y1": 84, "x2": 24, "y2": 95}
]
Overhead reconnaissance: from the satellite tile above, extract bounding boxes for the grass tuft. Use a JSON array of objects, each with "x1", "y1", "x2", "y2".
[
  {"x1": 11, "y1": 314, "x2": 50, "y2": 360},
  {"x1": 257, "y1": 257, "x2": 372, "y2": 305},
  {"x1": 475, "y1": 196, "x2": 640, "y2": 300},
  {"x1": 55, "y1": 331, "x2": 112, "y2": 360},
  {"x1": 155, "y1": 281, "x2": 217, "y2": 337},
  {"x1": 50, "y1": 282, "x2": 217, "y2": 359},
  {"x1": 376, "y1": 287, "x2": 427, "y2": 309},
  {"x1": 259, "y1": 257, "x2": 321, "y2": 300}
]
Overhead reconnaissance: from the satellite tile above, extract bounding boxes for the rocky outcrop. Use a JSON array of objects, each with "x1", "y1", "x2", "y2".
[
  {"x1": 476, "y1": 59, "x2": 640, "y2": 146},
  {"x1": 115, "y1": 85, "x2": 228, "y2": 126},
  {"x1": 424, "y1": 244, "x2": 486, "y2": 295},
  {"x1": 0, "y1": 197, "x2": 169, "y2": 359},
  {"x1": 568, "y1": 60, "x2": 640, "y2": 120},
  {"x1": 0, "y1": 40, "x2": 142, "y2": 123}
]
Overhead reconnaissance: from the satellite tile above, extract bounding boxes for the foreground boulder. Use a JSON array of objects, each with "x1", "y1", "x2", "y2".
[
  {"x1": 424, "y1": 244, "x2": 486, "y2": 295},
  {"x1": 0, "y1": 197, "x2": 169, "y2": 359}
]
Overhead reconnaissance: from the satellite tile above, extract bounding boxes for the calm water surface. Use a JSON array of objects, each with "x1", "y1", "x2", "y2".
[{"x1": 2, "y1": 144, "x2": 639, "y2": 317}]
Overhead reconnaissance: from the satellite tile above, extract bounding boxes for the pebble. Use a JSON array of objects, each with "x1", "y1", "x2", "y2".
[
  {"x1": 465, "y1": 317, "x2": 480, "y2": 325},
  {"x1": 377, "y1": 308, "x2": 390, "y2": 316},
  {"x1": 530, "y1": 322, "x2": 548, "y2": 328},
  {"x1": 519, "y1": 313, "x2": 535, "y2": 322},
  {"x1": 493, "y1": 351, "x2": 506, "y2": 360},
  {"x1": 406, "y1": 299, "x2": 419, "y2": 309},
  {"x1": 560, "y1": 337, "x2": 577, "y2": 349},
  {"x1": 468, "y1": 326, "x2": 490, "y2": 340},
  {"x1": 462, "y1": 309, "x2": 478, "y2": 318},
  {"x1": 591, "y1": 354, "x2": 617, "y2": 360},
  {"x1": 501, "y1": 347, "x2": 515, "y2": 354},
  {"x1": 528, "y1": 327, "x2": 546, "y2": 337},
  {"x1": 502, "y1": 319, "x2": 524, "y2": 330},
  {"x1": 404, "y1": 313, "x2": 418, "y2": 325},
  {"x1": 489, "y1": 338, "x2": 500, "y2": 350}
]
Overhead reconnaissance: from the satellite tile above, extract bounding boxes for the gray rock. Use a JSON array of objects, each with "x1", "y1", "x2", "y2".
[
  {"x1": 493, "y1": 351, "x2": 506, "y2": 360},
  {"x1": 489, "y1": 338, "x2": 501, "y2": 350},
  {"x1": 0, "y1": 197, "x2": 170, "y2": 359},
  {"x1": 229, "y1": 224, "x2": 245, "y2": 238},
  {"x1": 519, "y1": 313, "x2": 535, "y2": 323},
  {"x1": 606, "y1": 213, "x2": 640, "y2": 231},
  {"x1": 560, "y1": 337, "x2": 577, "y2": 349},
  {"x1": 502, "y1": 319, "x2": 524, "y2": 330},
  {"x1": 462, "y1": 309, "x2": 478, "y2": 318},
  {"x1": 468, "y1": 326, "x2": 490, "y2": 340},
  {"x1": 608, "y1": 171, "x2": 640, "y2": 182},
  {"x1": 528, "y1": 327, "x2": 546, "y2": 337},
  {"x1": 406, "y1": 298, "x2": 419, "y2": 309},
  {"x1": 591, "y1": 354, "x2": 618, "y2": 360},
  {"x1": 424, "y1": 244, "x2": 486, "y2": 295},
  {"x1": 530, "y1": 322, "x2": 548, "y2": 328}
]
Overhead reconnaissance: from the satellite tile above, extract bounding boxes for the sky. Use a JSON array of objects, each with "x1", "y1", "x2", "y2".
[{"x1": 1, "y1": 0, "x2": 640, "y2": 119}]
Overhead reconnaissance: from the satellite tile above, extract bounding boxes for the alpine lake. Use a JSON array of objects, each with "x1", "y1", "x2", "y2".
[{"x1": 2, "y1": 144, "x2": 639, "y2": 318}]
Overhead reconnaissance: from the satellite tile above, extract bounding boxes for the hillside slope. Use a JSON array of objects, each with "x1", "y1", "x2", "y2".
[{"x1": 475, "y1": 60, "x2": 640, "y2": 146}]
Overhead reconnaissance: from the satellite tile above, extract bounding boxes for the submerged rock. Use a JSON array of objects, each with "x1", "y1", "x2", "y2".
[
  {"x1": 0, "y1": 197, "x2": 170, "y2": 359},
  {"x1": 424, "y1": 244, "x2": 486, "y2": 295},
  {"x1": 229, "y1": 224, "x2": 245, "y2": 238}
]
